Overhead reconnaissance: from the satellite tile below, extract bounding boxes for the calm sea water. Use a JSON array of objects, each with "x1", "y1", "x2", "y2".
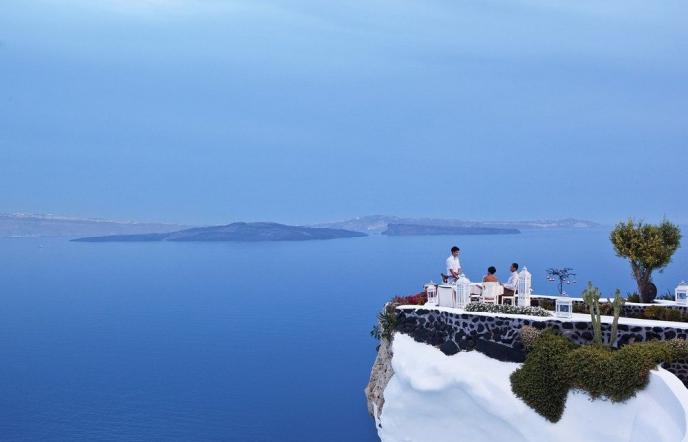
[{"x1": 1, "y1": 228, "x2": 686, "y2": 441}]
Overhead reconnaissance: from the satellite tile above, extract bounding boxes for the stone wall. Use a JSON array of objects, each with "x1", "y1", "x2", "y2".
[{"x1": 395, "y1": 306, "x2": 688, "y2": 387}]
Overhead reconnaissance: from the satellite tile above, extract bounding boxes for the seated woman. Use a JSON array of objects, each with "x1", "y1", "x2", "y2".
[{"x1": 483, "y1": 266, "x2": 499, "y2": 283}]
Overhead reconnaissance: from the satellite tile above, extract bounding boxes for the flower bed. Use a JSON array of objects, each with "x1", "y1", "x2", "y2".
[
  {"x1": 464, "y1": 302, "x2": 552, "y2": 317},
  {"x1": 371, "y1": 292, "x2": 428, "y2": 343},
  {"x1": 391, "y1": 292, "x2": 427, "y2": 306}
]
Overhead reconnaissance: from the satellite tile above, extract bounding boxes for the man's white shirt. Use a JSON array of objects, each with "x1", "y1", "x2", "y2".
[
  {"x1": 446, "y1": 255, "x2": 460, "y2": 277},
  {"x1": 504, "y1": 271, "x2": 519, "y2": 290}
]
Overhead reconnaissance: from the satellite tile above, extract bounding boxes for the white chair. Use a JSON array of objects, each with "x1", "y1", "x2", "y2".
[
  {"x1": 481, "y1": 282, "x2": 503, "y2": 304},
  {"x1": 469, "y1": 283, "x2": 482, "y2": 303},
  {"x1": 437, "y1": 284, "x2": 456, "y2": 307},
  {"x1": 502, "y1": 286, "x2": 517, "y2": 306}
]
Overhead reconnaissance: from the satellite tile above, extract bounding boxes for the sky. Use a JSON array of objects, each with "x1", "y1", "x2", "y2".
[{"x1": 1, "y1": 0, "x2": 687, "y2": 225}]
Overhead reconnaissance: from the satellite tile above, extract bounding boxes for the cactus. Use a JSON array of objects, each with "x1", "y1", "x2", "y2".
[
  {"x1": 608, "y1": 289, "x2": 625, "y2": 348},
  {"x1": 582, "y1": 282, "x2": 603, "y2": 345}
]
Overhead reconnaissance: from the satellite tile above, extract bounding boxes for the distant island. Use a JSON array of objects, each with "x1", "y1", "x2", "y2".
[
  {"x1": 382, "y1": 223, "x2": 520, "y2": 236},
  {"x1": 0, "y1": 213, "x2": 186, "y2": 238},
  {"x1": 314, "y1": 215, "x2": 601, "y2": 234},
  {"x1": 72, "y1": 222, "x2": 366, "y2": 242}
]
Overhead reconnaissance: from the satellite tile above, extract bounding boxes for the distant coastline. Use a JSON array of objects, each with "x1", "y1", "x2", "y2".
[
  {"x1": 313, "y1": 215, "x2": 601, "y2": 235},
  {"x1": 382, "y1": 223, "x2": 520, "y2": 236},
  {"x1": 1, "y1": 212, "x2": 601, "y2": 239},
  {"x1": 0, "y1": 213, "x2": 186, "y2": 238}
]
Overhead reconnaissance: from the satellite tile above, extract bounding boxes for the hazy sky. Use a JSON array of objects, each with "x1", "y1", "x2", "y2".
[{"x1": 2, "y1": 0, "x2": 687, "y2": 225}]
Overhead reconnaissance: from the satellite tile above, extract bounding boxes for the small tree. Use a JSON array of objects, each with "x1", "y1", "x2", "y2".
[
  {"x1": 610, "y1": 219, "x2": 681, "y2": 303},
  {"x1": 546, "y1": 267, "x2": 576, "y2": 295}
]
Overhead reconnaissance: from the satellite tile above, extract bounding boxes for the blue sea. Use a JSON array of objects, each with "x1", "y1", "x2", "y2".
[{"x1": 1, "y1": 228, "x2": 686, "y2": 441}]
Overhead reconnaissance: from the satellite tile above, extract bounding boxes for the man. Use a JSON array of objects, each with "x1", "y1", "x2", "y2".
[
  {"x1": 444, "y1": 246, "x2": 462, "y2": 282},
  {"x1": 500, "y1": 262, "x2": 519, "y2": 303}
]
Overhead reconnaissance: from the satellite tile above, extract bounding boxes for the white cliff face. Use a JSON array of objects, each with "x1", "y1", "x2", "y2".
[{"x1": 377, "y1": 333, "x2": 688, "y2": 442}]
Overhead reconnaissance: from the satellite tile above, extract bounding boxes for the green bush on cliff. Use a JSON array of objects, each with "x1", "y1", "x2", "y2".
[
  {"x1": 370, "y1": 303, "x2": 398, "y2": 342},
  {"x1": 566, "y1": 340, "x2": 686, "y2": 402},
  {"x1": 511, "y1": 332, "x2": 688, "y2": 422},
  {"x1": 370, "y1": 293, "x2": 426, "y2": 343},
  {"x1": 510, "y1": 331, "x2": 575, "y2": 422},
  {"x1": 519, "y1": 325, "x2": 543, "y2": 351}
]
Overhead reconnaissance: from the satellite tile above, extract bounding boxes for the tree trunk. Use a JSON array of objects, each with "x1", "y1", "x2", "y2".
[{"x1": 633, "y1": 263, "x2": 657, "y2": 303}]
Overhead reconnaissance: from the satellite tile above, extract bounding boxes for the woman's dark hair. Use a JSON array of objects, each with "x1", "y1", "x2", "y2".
[
  {"x1": 487, "y1": 266, "x2": 496, "y2": 274},
  {"x1": 451, "y1": 246, "x2": 460, "y2": 253},
  {"x1": 512, "y1": 262, "x2": 519, "y2": 271}
]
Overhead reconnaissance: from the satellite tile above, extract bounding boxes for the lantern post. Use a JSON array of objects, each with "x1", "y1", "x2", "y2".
[
  {"x1": 455, "y1": 275, "x2": 471, "y2": 309},
  {"x1": 517, "y1": 267, "x2": 532, "y2": 307},
  {"x1": 424, "y1": 282, "x2": 438, "y2": 306},
  {"x1": 555, "y1": 297, "x2": 573, "y2": 318},
  {"x1": 676, "y1": 282, "x2": 688, "y2": 306}
]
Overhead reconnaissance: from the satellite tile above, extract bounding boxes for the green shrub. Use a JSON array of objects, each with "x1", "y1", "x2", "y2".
[
  {"x1": 564, "y1": 342, "x2": 675, "y2": 402},
  {"x1": 519, "y1": 325, "x2": 543, "y2": 351},
  {"x1": 512, "y1": 332, "x2": 688, "y2": 422},
  {"x1": 626, "y1": 293, "x2": 641, "y2": 303},
  {"x1": 464, "y1": 303, "x2": 552, "y2": 317},
  {"x1": 572, "y1": 301, "x2": 614, "y2": 316},
  {"x1": 657, "y1": 290, "x2": 675, "y2": 301},
  {"x1": 643, "y1": 305, "x2": 687, "y2": 322},
  {"x1": 534, "y1": 298, "x2": 555, "y2": 311},
  {"x1": 566, "y1": 345, "x2": 612, "y2": 399},
  {"x1": 370, "y1": 303, "x2": 398, "y2": 342},
  {"x1": 666, "y1": 338, "x2": 688, "y2": 357},
  {"x1": 510, "y1": 332, "x2": 575, "y2": 422}
]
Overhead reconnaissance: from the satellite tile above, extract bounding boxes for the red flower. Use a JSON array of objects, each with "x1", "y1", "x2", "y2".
[{"x1": 392, "y1": 292, "x2": 428, "y2": 306}]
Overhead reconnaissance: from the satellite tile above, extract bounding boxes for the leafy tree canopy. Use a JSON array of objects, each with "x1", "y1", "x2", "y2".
[{"x1": 610, "y1": 219, "x2": 681, "y2": 271}]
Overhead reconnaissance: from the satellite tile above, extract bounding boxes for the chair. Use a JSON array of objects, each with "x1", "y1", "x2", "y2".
[
  {"x1": 468, "y1": 283, "x2": 482, "y2": 303},
  {"x1": 501, "y1": 286, "x2": 517, "y2": 306},
  {"x1": 481, "y1": 282, "x2": 503, "y2": 304},
  {"x1": 437, "y1": 284, "x2": 456, "y2": 308}
]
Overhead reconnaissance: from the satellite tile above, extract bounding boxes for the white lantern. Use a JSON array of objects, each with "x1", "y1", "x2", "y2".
[
  {"x1": 555, "y1": 296, "x2": 573, "y2": 318},
  {"x1": 455, "y1": 275, "x2": 471, "y2": 309},
  {"x1": 424, "y1": 282, "x2": 438, "y2": 306},
  {"x1": 675, "y1": 282, "x2": 688, "y2": 305},
  {"x1": 517, "y1": 266, "x2": 532, "y2": 307}
]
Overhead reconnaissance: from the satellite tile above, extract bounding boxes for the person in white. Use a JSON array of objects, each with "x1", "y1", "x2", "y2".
[
  {"x1": 500, "y1": 262, "x2": 520, "y2": 303},
  {"x1": 444, "y1": 246, "x2": 462, "y2": 282}
]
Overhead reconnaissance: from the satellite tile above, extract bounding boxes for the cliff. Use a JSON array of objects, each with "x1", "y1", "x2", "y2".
[
  {"x1": 364, "y1": 337, "x2": 394, "y2": 422},
  {"x1": 366, "y1": 305, "x2": 688, "y2": 442},
  {"x1": 372, "y1": 333, "x2": 688, "y2": 442}
]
